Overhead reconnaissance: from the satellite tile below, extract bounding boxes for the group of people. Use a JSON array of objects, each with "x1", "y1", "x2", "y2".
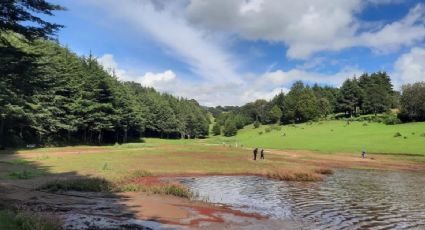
[{"x1": 253, "y1": 148, "x2": 265, "y2": 160}]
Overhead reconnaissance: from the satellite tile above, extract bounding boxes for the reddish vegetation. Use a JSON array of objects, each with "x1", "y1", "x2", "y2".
[{"x1": 131, "y1": 176, "x2": 162, "y2": 185}]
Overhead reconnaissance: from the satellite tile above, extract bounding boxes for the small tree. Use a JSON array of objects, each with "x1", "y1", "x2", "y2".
[
  {"x1": 223, "y1": 119, "x2": 237, "y2": 137},
  {"x1": 212, "y1": 123, "x2": 221, "y2": 136}
]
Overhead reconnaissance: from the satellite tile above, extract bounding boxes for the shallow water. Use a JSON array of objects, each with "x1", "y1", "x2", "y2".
[{"x1": 180, "y1": 169, "x2": 425, "y2": 229}]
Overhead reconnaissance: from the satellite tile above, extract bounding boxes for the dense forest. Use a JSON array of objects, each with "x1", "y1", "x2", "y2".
[{"x1": 0, "y1": 1, "x2": 209, "y2": 147}]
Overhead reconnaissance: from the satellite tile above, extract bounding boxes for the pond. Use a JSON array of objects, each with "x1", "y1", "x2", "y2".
[{"x1": 180, "y1": 169, "x2": 425, "y2": 229}]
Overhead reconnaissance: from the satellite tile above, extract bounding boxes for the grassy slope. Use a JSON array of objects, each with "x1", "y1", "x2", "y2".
[{"x1": 209, "y1": 120, "x2": 425, "y2": 155}]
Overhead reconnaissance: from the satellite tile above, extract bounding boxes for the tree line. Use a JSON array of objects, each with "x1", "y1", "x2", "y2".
[
  {"x1": 211, "y1": 72, "x2": 425, "y2": 137},
  {"x1": 0, "y1": 1, "x2": 209, "y2": 147}
]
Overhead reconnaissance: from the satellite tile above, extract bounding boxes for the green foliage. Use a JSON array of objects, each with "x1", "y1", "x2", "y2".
[
  {"x1": 337, "y1": 78, "x2": 363, "y2": 116},
  {"x1": 393, "y1": 132, "x2": 402, "y2": 137},
  {"x1": 267, "y1": 105, "x2": 282, "y2": 124},
  {"x1": 212, "y1": 123, "x2": 221, "y2": 136},
  {"x1": 0, "y1": 33, "x2": 209, "y2": 147},
  {"x1": 399, "y1": 82, "x2": 425, "y2": 122},
  {"x1": 0, "y1": 210, "x2": 61, "y2": 230},
  {"x1": 253, "y1": 120, "x2": 260, "y2": 128},
  {"x1": 0, "y1": 0, "x2": 64, "y2": 40},
  {"x1": 223, "y1": 119, "x2": 237, "y2": 137}
]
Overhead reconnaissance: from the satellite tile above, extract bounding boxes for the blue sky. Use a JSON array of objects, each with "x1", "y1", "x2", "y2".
[{"x1": 47, "y1": 0, "x2": 425, "y2": 106}]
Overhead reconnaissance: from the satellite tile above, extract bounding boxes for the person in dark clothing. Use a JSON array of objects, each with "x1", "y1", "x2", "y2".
[
  {"x1": 361, "y1": 149, "x2": 366, "y2": 159},
  {"x1": 253, "y1": 148, "x2": 258, "y2": 160},
  {"x1": 260, "y1": 149, "x2": 264, "y2": 159}
]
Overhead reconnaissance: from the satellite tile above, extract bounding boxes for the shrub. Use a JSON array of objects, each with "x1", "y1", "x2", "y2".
[
  {"x1": 265, "y1": 127, "x2": 271, "y2": 133},
  {"x1": 253, "y1": 120, "x2": 260, "y2": 129},
  {"x1": 393, "y1": 132, "x2": 402, "y2": 137},
  {"x1": 258, "y1": 131, "x2": 263, "y2": 135},
  {"x1": 420, "y1": 133, "x2": 425, "y2": 137},
  {"x1": 383, "y1": 115, "x2": 401, "y2": 125},
  {"x1": 363, "y1": 123, "x2": 368, "y2": 126}
]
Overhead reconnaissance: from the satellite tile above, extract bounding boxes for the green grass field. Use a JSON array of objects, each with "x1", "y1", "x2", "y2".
[{"x1": 209, "y1": 120, "x2": 425, "y2": 155}]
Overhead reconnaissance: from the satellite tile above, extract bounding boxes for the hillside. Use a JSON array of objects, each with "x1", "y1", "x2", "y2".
[{"x1": 209, "y1": 120, "x2": 425, "y2": 156}]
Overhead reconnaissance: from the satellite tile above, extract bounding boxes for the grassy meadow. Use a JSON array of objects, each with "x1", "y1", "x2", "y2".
[{"x1": 209, "y1": 120, "x2": 425, "y2": 156}]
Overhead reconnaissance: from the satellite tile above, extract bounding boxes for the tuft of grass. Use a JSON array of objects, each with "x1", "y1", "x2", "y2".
[
  {"x1": 393, "y1": 132, "x2": 402, "y2": 137},
  {"x1": 128, "y1": 170, "x2": 152, "y2": 179},
  {"x1": 265, "y1": 169, "x2": 324, "y2": 182},
  {"x1": 102, "y1": 162, "x2": 110, "y2": 171},
  {"x1": 42, "y1": 177, "x2": 112, "y2": 192},
  {"x1": 0, "y1": 210, "x2": 61, "y2": 230},
  {"x1": 314, "y1": 168, "x2": 334, "y2": 175}
]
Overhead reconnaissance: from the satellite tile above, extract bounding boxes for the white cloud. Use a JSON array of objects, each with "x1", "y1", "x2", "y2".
[
  {"x1": 260, "y1": 67, "x2": 362, "y2": 87},
  {"x1": 140, "y1": 70, "x2": 176, "y2": 87},
  {"x1": 97, "y1": 54, "x2": 177, "y2": 91},
  {"x1": 393, "y1": 47, "x2": 425, "y2": 86},
  {"x1": 187, "y1": 1, "x2": 425, "y2": 59},
  {"x1": 97, "y1": 54, "x2": 128, "y2": 80},
  {"x1": 88, "y1": 0, "x2": 241, "y2": 84}
]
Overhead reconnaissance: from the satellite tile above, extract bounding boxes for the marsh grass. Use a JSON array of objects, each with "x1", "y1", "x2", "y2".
[
  {"x1": 118, "y1": 183, "x2": 193, "y2": 198},
  {"x1": 314, "y1": 168, "x2": 334, "y2": 175},
  {"x1": 265, "y1": 169, "x2": 324, "y2": 182},
  {"x1": 40, "y1": 170, "x2": 193, "y2": 198},
  {"x1": 0, "y1": 210, "x2": 61, "y2": 230}
]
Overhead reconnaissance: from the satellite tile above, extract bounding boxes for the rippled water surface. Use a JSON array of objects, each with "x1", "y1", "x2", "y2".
[{"x1": 180, "y1": 169, "x2": 425, "y2": 229}]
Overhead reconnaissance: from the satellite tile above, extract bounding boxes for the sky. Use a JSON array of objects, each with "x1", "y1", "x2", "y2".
[{"x1": 46, "y1": 0, "x2": 425, "y2": 106}]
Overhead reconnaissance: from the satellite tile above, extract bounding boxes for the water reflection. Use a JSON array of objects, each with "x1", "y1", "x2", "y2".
[{"x1": 180, "y1": 169, "x2": 425, "y2": 229}]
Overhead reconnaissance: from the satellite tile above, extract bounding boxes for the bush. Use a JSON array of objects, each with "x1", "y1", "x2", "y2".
[
  {"x1": 253, "y1": 120, "x2": 260, "y2": 129},
  {"x1": 362, "y1": 123, "x2": 368, "y2": 126},
  {"x1": 258, "y1": 131, "x2": 263, "y2": 135},
  {"x1": 383, "y1": 115, "x2": 401, "y2": 125},
  {"x1": 393, "y1": 132, "x2": 402, "y2": 138},
  {"x1": 420, "y1": 133, "x2": 425, "y2": 137},
  {"x1": 265, "y1": 127, "x2": 271, "y2": 133}
]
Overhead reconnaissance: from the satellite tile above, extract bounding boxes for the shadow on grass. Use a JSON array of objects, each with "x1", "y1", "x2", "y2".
[{"x1": 0, "y1": 148, "x2": 160, "y2": 230}]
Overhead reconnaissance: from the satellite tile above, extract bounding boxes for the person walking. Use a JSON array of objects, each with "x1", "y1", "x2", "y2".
[
  {"x1": 260, "y1": 148, "x2": 265, "y2": 160},
  {"x1": 253, "y1": 148, "x2": 258, "y2": 160},
  {"x1": 361, "y1": 149, "x2": 366, "y2": 159}
]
